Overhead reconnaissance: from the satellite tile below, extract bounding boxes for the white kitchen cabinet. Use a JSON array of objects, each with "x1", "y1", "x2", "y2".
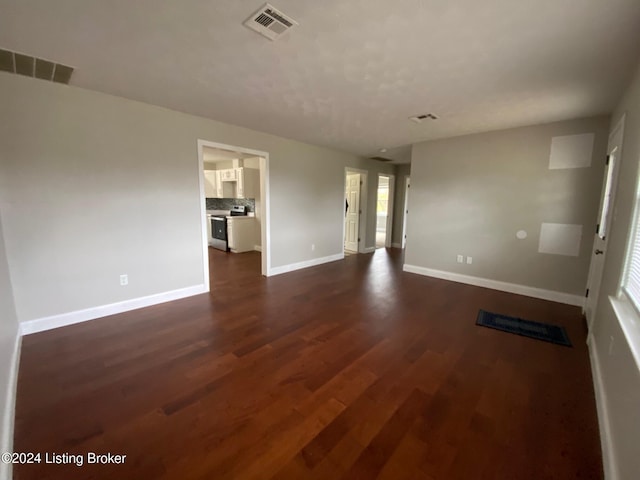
[
  {"x1": 207, "y1": 167, "x2": 260, "y2": 199},
  {"x1": 203, "y1": 170, "x2": 218, "y2": 198},
  {"x1": 235, "y1": 167, "x2": 260, "y2": 199},
  {"x1": 227, "y1": 217, "x2": 256, "y2": 253},
  {"x1": 220, "y1": 168, "x2": 237, "y2": 181},
  {"x1": 204, "y1": 170, "x2": 226, "y2": 198}
]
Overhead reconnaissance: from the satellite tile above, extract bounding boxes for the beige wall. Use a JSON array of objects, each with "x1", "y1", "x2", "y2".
[
  {"x1": 1, "y1": 74, "x2": 207, "y2": 321},
  {"x1": 392, "y1": 164, "x2": 411, "y2": 246},
  {"x1": 406, "y1": 116, "x2": 610, "y2": 295},
  {"x1": 590, "y1": 60, "x2": 640, "y2": 480},
  {"x1": 0, "y1": 212, "x2": 19, "y2": 480},
  {"x1": 0, "y1": 72, "x2": 392, "y2": 323}
]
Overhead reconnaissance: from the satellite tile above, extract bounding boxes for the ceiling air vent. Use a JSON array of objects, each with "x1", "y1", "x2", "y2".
[
  {"x1": 370, "y1": 156, "x2": 392, "y2": 162},
  {"x1": 0, "y1": 48, "x2": 74, "y2": 84},
  {"x1": 243, "y1": 3, "x2": 298, "y2": 41},
  {"x1": 409, "y1": 113, "x2": 438, "y2": 124}
]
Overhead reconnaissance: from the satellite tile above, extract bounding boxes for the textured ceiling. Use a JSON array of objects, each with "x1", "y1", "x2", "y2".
[{"x1": 1, "y1": 0, "x2": 639, "y2": 163}]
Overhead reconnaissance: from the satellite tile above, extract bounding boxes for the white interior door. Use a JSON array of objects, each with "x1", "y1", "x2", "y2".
[
  {"x1": 584, "y1": 117, "x2": 625, "y2": 327},
  {"x1": 345, "y1": 173, "x2": 360, "y2": 252},
  {"x1": 402, "y1": 176, "x2": 410, "y2": 248}
]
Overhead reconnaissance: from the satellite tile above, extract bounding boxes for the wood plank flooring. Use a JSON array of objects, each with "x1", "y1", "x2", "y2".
[{"x1": 13, "y1": 248, "x2": 602, "y2": 479}]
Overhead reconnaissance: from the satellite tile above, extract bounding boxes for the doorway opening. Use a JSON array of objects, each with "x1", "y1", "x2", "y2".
[
  {"x1": 376, "y1": 174, "x2": 395, "y2": 248},
  {"x1": 197, "y1": 140, "x2": 270, "y2": 287}
]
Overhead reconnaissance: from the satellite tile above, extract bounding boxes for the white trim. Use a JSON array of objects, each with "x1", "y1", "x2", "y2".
[
  {"x1": 392, "y1": 242, "x2": 402, "y2": 248},
  {"x1": 363, "y1": 246, "x2": 376, "y2": 253},
  {"x1": 261, "y1": 155, "x2": 271, "y2": 276},
  {"x1": 20, "y1": 284, "x2": 207, "y2": 335},
  {"x1": 196, "y1": 140, "x2": 211, "y2": 292},
  {"x1": 195, "y1": 140, "x2": 267, "y2": 162},
  {"x1": 587, "y1": 334, "x2": 618, "y2": 480},
  {"x1": 402, "y1": 264, "x2": 584, "y2": 306},
  {"x1": 609, "y1": 295, "x2": 640, "y2": 373},
  {"x1": 268, "y1": 253, "x2": 344, "y2": 276},
  {"x1": 0, "y1": 331, "x2": 21, "y2": 480},
  {"x1": 254, "y1": 245, "x2": 262, "y2": 252},
  {"x1": 386, "y1": 174, "x2": 395, "y2": 248},
  {"x1": 377, "y1": 173, "x2": 395, "y2": 248}
]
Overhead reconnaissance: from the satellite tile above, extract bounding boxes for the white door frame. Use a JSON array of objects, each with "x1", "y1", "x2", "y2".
[
  {"x1": 385, "y1": 174, "x2": 395, "y2": 248},
  {"x1": 344, "y1": 167, "x2": 368, "y2": 253},
  {"x1": 402, "y1": 176, "x2": 410, "y2": 248},
  {"x1": 197, "y1": 139, "x2": 271, "y2": 284},
  {"x1": 584, "y1": 114, "x2": 625, "y2": 326},
  {"x1": 377, "y1": 173, "x2": 395, "y2": 248}
]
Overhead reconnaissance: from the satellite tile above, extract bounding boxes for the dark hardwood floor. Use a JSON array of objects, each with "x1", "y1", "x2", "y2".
[{"x1": 13, "y1": 248, "x2": 602, "y2": 479}]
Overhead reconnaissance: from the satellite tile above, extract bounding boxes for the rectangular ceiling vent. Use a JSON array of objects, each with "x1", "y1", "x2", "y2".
[
  {"x1": 243, "y1": 3, "x2": 298, "y2": 41},
  {"x1": 370, "y1": 156, "x2": 392, "y2": 162},
  {"x1": 0, "y1": 48, "x2": 74, "y2": 84},
  {"x1": 409, "y1": 113, "x2": 438, "y2": 124}
]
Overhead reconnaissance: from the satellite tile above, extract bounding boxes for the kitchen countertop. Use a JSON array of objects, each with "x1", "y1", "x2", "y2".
[{"x1": 206, "y1": 210, "x2": 230, "y2": 217}]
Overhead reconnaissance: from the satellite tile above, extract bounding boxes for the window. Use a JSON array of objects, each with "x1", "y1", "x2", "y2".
[
  {"x1": 622, "y1": 176, "x2": 640, "y2": 314},
  {"x1": 614, "y1": 169, "x2": 640, "y2": 369},
  {"x1": 607, "y1": 115, "x2": 640, "y2": 370}
]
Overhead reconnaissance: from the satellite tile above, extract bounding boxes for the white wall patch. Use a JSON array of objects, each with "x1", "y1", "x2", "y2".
[
  {"x1": 549, "y1": 133, "x2": 594, "y2": 169},
  {"x1": 538, "y1": 223, "x2": 582, "y2": 256}
]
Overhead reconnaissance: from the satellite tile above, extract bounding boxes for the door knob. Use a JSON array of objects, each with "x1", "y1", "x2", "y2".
[{"x1": 595, "y1": 249, "x2": 604, "y2": 255}]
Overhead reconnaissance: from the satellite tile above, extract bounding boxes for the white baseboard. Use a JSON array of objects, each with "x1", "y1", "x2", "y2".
[
  {"x1": 363, "y1": 247, "x2": 376, "y2": 253},
  {"x1": 391, "y1": 242, "x2": 402, "y2": 248},
  {"x1": 254, "y1": 245, "x2": 262, "y2": 252},
  {"x1": 402, "y1": 264, "x2": 584, "y2": 306},
  {"x1": 20, "y1": 284, "x2": 208, "y2": 335},
  {"x1": 0, "y1": 330, "x2": 21, "y2": 480},
  {"x1": 268, "y1": 253, "x2": 344, "y2": 276},
  {"x1": 587, "y1": 335, "x2": 617, "y2": 480}
]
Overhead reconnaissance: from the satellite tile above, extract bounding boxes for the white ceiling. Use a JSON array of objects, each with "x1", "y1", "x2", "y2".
[
  {"x1": 1, "y1": 0, "x2": 639, "y2": 163},
  {"x1": 202, "y1": 147, "x2": 256, "y2": 163}
]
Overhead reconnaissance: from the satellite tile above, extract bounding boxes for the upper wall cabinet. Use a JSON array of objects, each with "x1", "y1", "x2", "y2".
[
  {"x1": 220, "y1": 168, "x2": 238, "y2": 181},
  {"x1": 205, "y1": 167, "x2": 260, "y2": 199},
  {"x1": 236, "y1": 167, "x2": 260, "y2": 199},
  {"x1": 204, "y1": 170, "x2": 224, "y2": 198},
  {"x1": 204, "y1": 170, "x2": 217, "y2": 198}
]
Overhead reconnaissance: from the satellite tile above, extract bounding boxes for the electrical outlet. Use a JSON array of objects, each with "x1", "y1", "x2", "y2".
[
  {"x1": 120, "y1": 274, "x2": 128, "y2": 286},
  {"x1": 311, "y1": 244, "x2": 315, "y2": 251},
  {"x1": 456, "y1": 255, "x2": 463, "y2": 263},
  {"x1": 466, "y1": 256, "x2": 473, "y2": 264}
]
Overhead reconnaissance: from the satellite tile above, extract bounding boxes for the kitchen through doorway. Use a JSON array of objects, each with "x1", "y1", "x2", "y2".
[{"x1": 197, "y1": 140, "x2": 270, "y2": 287}]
